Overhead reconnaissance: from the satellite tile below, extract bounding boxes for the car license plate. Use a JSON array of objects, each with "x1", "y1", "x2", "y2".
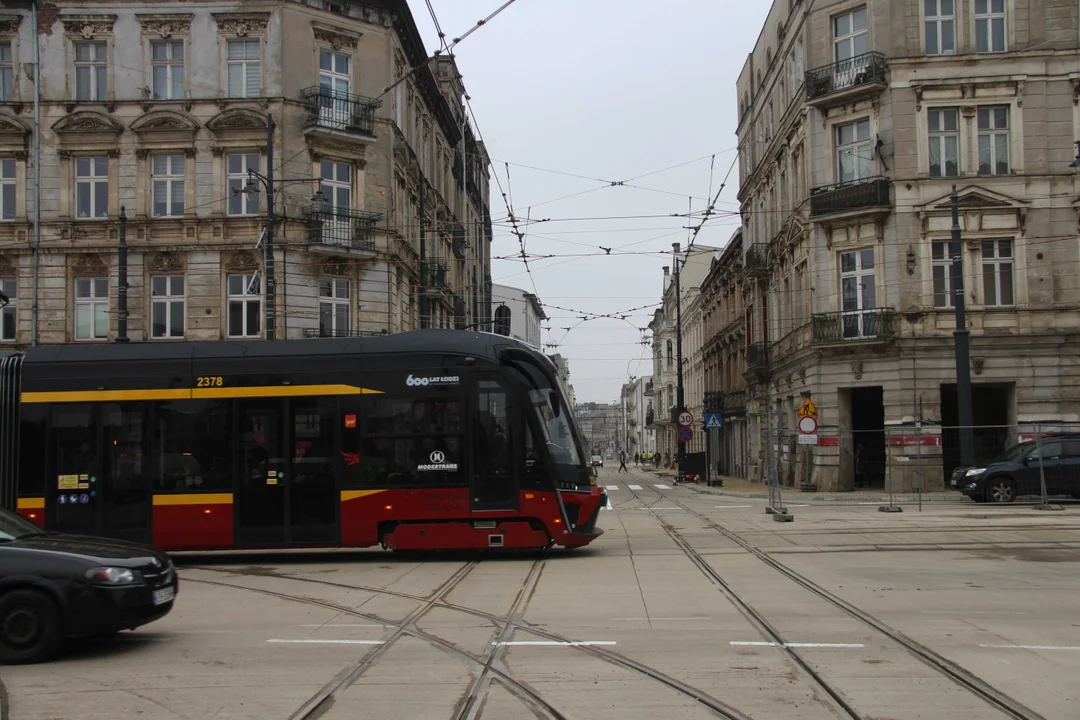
[{"x1": 152, "y1": 587, "x2": 175, "y2": 606}]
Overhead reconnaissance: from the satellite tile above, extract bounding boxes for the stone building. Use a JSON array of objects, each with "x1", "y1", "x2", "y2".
[
  {"x1": 575, "y1": 402, "x2": 620, "y2": 456},
  {"x1": 619, "y1": 376, "x2": 655, "y2": 459},
  {"x1": 700, "y1": 229, "x2": 748, "y2": 478},
  {"x1": 0, "y1": 0, "x2": 492, "y2": 345},
  {"x1": 490, "y1": 283, "x2": 545, "y2": 350},
  {"x1": 646, "y1": 244, "x2": 717, "y2": 465},
  {"x1": 735, "y1": 0, "x2": 1080, "y2": 491}
]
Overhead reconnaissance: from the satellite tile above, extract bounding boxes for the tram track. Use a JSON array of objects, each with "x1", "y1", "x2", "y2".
[
  {"x1": 184, "y1": 559, "x2": 755, "y2": 720},
  {"x1": 621, "y1": 476, "x2": 1048, "y2": 720}
]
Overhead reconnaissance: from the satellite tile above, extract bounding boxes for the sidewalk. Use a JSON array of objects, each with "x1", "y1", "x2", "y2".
[{"x1": 646, "y1": 470, "x2": 968, "y2": 503}]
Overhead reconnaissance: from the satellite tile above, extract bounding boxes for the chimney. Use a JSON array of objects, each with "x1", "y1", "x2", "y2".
[{"x1": 662, "y1": 266, "x2": 670, "y2": 293}]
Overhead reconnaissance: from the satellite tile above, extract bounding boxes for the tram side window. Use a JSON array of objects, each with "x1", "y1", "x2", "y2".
[
  {"x1": 18, "y1": 405, "x2": 48, "y2": 497},
  {"x1": 476, "y1": 380, "x2": 511, "y2": 477},
  {"x1": 344, "y1": 394, "x2": 463, "y2": 488},
  {"x1": 153, "y1": 400, "x2": 232, "y2": 492}
]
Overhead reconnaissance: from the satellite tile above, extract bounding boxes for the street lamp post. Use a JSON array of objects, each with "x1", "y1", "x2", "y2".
[
  {"x1": 950, "y1": 186, "x2": 975, "y2": 466},
  {"x1": 673, "y1": 242, "x2": 685, "y2": 483},
  {"x1": 242, "y1": 114, "x2": 326, "y2": 340}
]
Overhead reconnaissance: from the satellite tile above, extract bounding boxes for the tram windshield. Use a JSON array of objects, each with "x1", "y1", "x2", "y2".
[{"x1": 529, "y1": 389, "x2": 581, "y2": 466}]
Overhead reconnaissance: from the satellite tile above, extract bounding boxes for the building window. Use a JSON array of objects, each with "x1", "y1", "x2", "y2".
[
  {"x1": 836, "y1": 118, "x2": 872, "y2": 183},
  {"x1": 975, "y1": 0, "x2": 1006, "y2": 53},
  {"x1": 318, "y1": 49, "x2": 351, "y2": 129},
  {"x1": 925, "y1": 0, "x2": 955, "y2": 55},
  {"x1": 75, "y1": 157, "x2": 109, "y2": 219},
  {"x1": 151, "y1": 155, "x2": 185, "y2": 217},
  {"x1": 319, "y1": 160, "x2": 351, "y2": 242},
  {"x1": 0, "y1": 277, "x2": 15, "y2": 341},
  {"x1": 227, "y1": 153, "x2": 260, "y2": 216},
  {"x1": 928, "y1": 108, "x2": 959, "y2": 178},
  {"x1": 833, "y1": 6, "x2": 868, "y2": 62},
  {"x1": 150, "y1": 275, "x2": 184, "y2": 339},
  {"x1": 931, "y1": 240, "x2": 960, "y2": 308},
  {"x1": 839, "y1": 248, "x2": 876, "y2": 338},
  {"x1": 227, "y1": 273, "x2": 261, "y2": 338},
  {"x1": 75, "y1": 277, "x2": 109, "y2": 340},
  {"x1": 981, "y1": 240, "x2": 1013, "y2": 306},
  {"x1": 226, "y1": 39, "x2": 260, "y2": 98},
  {"x1": 494, "y1": 305, "x2": 511, "y2": 336},
  {"x1": 978, "y1": 106, "x2": 1010, "y2": 176},
  {"x1": 151, "y1": 40, "x2": 184, "y2": 100},
  {"x1": 0, "y1": 159, "x2": 14, "y2": 220},
  {"x1": 319, "y1": 279, "x2": 350, "y2": 337},
  {"x1": 666, "y1": 340, "x2": 673, "y2": 369},
  {"x1": 0, "y1": 41, "x2": 12, "y2": 102},
  {"x1": 74, "y1": 41, "x2": 107, "y2": 102}
]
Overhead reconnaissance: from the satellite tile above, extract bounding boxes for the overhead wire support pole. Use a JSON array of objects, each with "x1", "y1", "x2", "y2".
[
  {"x1": 673, "y1": 242, "x2": 685, "y2": 484},
  {"x1": 950, "y1": 185, "x2": 975, "y2": 467}
]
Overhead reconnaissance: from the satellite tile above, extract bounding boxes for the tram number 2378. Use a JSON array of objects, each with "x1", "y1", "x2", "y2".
[{"x1": 196, "y1": 376, "x2": 224, "y2": 387}]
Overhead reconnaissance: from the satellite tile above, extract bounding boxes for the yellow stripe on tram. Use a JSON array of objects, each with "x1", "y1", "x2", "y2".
[
  {"x1": 22, "y1": 384, "x2": 383, "y2": 404},
  {"x1": 17, "y1": 497, "x2": 45, "y2": 510},
  {"x1": 152, "y1": 494, "x2": 234, "y2": 506},
  {"x1": 341, "y1": 490, "x2": 387, "y2": 502}
]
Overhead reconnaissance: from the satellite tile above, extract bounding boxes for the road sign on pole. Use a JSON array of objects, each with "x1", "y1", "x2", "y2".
[
  {"x1": 704, "y1": 413, "x2": 722, "y2": 430},
  {"x1": 678, "y1": 411, "x2": 694, "y2": 427},
  {"x1": 797, "y1": 397, "x2": 817, "y2": 418},
  {"x1": 677, "y1": 426, "x2": 693, "y2": 443},
  {"x1": 797, "y1": 416, "x2": 818, "y2": 434}
]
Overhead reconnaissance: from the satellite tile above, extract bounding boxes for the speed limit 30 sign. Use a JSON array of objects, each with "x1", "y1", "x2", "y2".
[{"x1": 678, "y1": 411, "x2": 694, "y2": 427}]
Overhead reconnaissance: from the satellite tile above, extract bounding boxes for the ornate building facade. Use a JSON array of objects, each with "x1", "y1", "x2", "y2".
[{"x1": 0, "y1": 0, "x2": 492, "y2": 345}]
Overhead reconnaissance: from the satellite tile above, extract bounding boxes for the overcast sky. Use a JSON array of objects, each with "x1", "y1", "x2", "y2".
[{"x1": 413, "y1": 1, "x2": 772, "y2": 403}]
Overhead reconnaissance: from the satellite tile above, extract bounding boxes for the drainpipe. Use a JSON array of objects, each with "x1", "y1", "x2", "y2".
[{"x1": 30, "y1": 0, "x2": 41, "y2": 346}]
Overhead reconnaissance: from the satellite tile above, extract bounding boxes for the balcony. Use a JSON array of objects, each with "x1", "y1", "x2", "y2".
[
  {"x1": 646, "y1": 408, "x2": 655, "y2": 426},
  {"x1": 810, "y1": 177, "x2": 891, "y2": 219},
  {"x1": 643, "y1": 380, "x2": 654, "y2": 396},
  {"x1": 723, "y1": 390, "x2": 747, "y2": 414},
  {"x1": 746, "y1": 342, "x2": 769, "y2": 376},
  {"x1": 804, "y1": 52, "x2": 887, "y2": 108},
  {"x1": 704, "y1": 391, "x2": 723, "y2": 412},
  {"x1": 303, "y1": 328, "x2": 384, "y2": 339},
  {"x1": 304, "y1": 205, "x2": 381, "y2": 255},
  {"x1": 812, "y1": 309, "x2": 898, "y2": 344},
  {"x1": 301, "y1": 86, "x2": 381, "y2": 137},
  {"x1": 425, "y1": 261, "x2": 449, "y2": 289},
  {"x1": 744, "y1": 244, "x2": 769, "y2": 279}
]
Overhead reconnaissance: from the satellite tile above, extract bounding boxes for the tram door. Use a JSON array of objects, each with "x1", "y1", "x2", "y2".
[
  {"x1": 470, "y1": 375, "x2": 521, "y2": 511},
  {"x1": 235, "y1": 399, "x2": 339, "y2": 546}
]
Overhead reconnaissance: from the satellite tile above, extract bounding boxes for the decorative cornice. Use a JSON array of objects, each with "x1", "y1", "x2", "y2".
[
  {"x1": 129, "y1": 110, "x2": 200, "y2": 136},
  {"x1": 72, "y1": 253, "x2": 109, "y2": 276},
  {"x1": 211, "y1": 12, "x2": 270, "y2": 37},
  {"x1": 312, "y1": 23, "x2": 361, "y2": 51},
  {"x1": 61, "y1": 14, "x2": 117, "y2": 39},
  {"x1": 0, "y1": 256, "x2": 16, "y2": 276},
  {"x1": 136, "y1": 13, "x2": 193, "y2": 38},
  {"x1": 0, "y1": 14, "x2": 22, "y2": 36},
  {"x1": 52, "y1": 111, "x2": 124, "y2": 137},
  {"x1": 148, "y1": 252, "x2": 184, "y2": 273},
  {"x1": 225, "y1": 250, "x2": 259, "y2": 272}
]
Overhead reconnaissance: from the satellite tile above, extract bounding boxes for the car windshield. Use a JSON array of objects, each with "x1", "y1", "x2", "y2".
[
  {"x1": 0, "y1": 507, "x2": 47, "y2": 541},
  {"x1": 994, "y1": 441, "x2": 1035, "y2": 462}
]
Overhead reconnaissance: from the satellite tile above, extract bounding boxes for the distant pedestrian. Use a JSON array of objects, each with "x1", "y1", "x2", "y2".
[
  {"x1": 633, "y1": 452, "x2": 639, "y2": 466},
  {"x1": 618, "y1": 452, "x2": 628, "y2": 473}
]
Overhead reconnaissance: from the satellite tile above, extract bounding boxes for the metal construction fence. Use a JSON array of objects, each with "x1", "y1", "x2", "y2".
[{"x1": 759, "y1": 421, "x2": 1080, "y2": 507}]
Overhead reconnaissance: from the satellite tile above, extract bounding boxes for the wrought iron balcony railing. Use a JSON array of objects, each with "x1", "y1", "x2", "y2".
[
  {"x1": 810, "y1": 177, "x2": 891, "y2": 217},
  {"x1": 812, "y1": 308, "x2": 897, "y2": 343},
  {"x1": 744, "y1": 244, "x2": 769, "y2": 278},
  {"x1": 804, "y1": 51, "x2": 887, "y2": 103},
  {"x1": 301, "y1": 86, "x2": 381, "y2": 136},
  {"x1": 425, "y1": 261, "x2": 449, "y2": 289},
  {"x1": 303, "y1": 205, "x2": 381, "y2": 252},
  {"x1": 645, "y1": 409, "x2": 655, "y2": 426},
  {"x1": 747, "y1": 342, "x2": 769, "y2": 372},
  {"x1": 723, "y1": 390, "x2": 746, "y2": 413},
  {"x1": 303, "y1": 328, "x2": 385, "y2": 339}
]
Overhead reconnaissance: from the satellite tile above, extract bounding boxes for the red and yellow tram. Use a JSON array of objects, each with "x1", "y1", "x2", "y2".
[{"x1": 0, "y1": 331, "x2": 606, "y2": 552}]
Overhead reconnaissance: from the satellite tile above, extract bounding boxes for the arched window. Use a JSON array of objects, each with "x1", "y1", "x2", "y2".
[
  {"x1": 666, "y1": 340, "x2": 673, "y2": 368},
  {"x1": 494, "y1": 305, "x2": 511, "y2": 336}
]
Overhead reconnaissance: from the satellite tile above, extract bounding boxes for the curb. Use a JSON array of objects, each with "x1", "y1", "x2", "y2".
[{"x1": 684, "y1": 484, "x2": 970, "y2": 504}]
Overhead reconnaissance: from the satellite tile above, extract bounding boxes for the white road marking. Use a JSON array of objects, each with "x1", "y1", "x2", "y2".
[
  {"x1": 299, "y1": 623, "x2": 385, "y2": 628},
  {"x1": 612, "y1": 617, "x2": 711, "y2": 621},
  {"x1": 654, "y1": 484, "x2": 672, "y2": 489},
  {"x1": 268, "y1": 639, "x2": 385, "y2": 645},
  {"x1": 628, "y1": 484, "x2": 643, "y2": 490},
  {"x1": 605, "y1": 485, "x2": 619, "y2": 491},
  {"x1": 493, "y1": 641, "x2": 617, "y2": 647},
  {"x1": 980, "y1": 644, "x2": 1080, "y2": 651},
  {"x1": 731, "y1": 641, "x2": 864, "y2": 649},
  {"x1": 714, "y1": 505, "x2": 753, "y2": 509},
  {"x1": 922, "y1": 611, "x2": 1028, "y2": 616}
]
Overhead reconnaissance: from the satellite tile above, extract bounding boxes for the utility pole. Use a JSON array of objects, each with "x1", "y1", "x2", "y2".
[
  {"x1": 951, "y1": 186, "x2": 975, "y2": 466},
  {"x1": 264, "y1": 113, "x2": 276, "y2": 340},
  {"x1": 116, "y1": 206, "x2": 128, "y2": 343},
  {"x1": 419, "y1": 180, "x2": 428, "y2": 329},
  {"x1": 673, "y1": 242, "x2": 685, "y2": 483}
]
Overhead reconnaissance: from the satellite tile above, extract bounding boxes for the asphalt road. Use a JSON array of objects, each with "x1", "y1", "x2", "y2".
[{"x1": 3, "y1": 465, "x2": 1078, "y2": 720}]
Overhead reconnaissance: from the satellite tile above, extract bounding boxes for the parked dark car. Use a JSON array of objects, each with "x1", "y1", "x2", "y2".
[
  {"x1": 0, "y1": 507, "x2": 177, "y2": 664},
  {"x1": 951, "y1": 436, "x2": 1080, "y2": 503}
]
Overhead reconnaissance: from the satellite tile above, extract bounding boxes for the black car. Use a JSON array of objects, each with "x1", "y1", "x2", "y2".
[
  {"x1": 952, "y1": 436, "x2": 1080, "y2": 503},
  {"x1": 0, "y1": 507, "x2": 178, "y2": 664}
]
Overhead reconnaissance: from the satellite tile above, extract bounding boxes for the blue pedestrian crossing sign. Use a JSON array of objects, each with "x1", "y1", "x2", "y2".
[{"x1": 704, "y1": 413, "x2": 722, "y2": 430}]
